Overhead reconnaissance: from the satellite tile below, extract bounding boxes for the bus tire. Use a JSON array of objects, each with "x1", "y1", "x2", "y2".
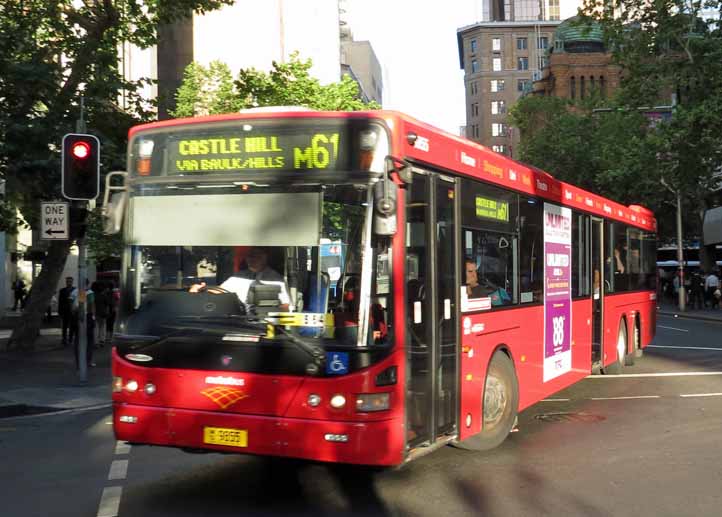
[
  {"x1": 624, "y1": 319, "x2": 635, "y2": 366},
  {"x1": 604, "y1": 322, "x2": 627, "y2": 374},
  {"x1": 634, "y1": 319, "x2": 644, "y2": 358},
  {"x1": 452, "y1": 351, "x2": 518, "y2": 451}
]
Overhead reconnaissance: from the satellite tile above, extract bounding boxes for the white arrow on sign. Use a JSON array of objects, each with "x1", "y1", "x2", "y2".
[{"x1": 40, "y1": 202, "x2": 69, "y2": 240}]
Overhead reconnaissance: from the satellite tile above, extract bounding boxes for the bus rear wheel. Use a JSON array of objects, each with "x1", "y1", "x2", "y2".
[{"x1": 452, "y1": 351, "x2": 518, "y2": 451}]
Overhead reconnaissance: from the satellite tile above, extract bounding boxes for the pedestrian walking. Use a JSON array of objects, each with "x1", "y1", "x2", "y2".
[
  {"x1": 12, "y1": 278, "x2": 26, "y2": 311},
  {"x1": 58, "y1": 277, "x2": 75, "y2": 347},
  {"x1": 689, "y1": 272, "x2": 705, "y2": 310},
  {"x1": 94, "y1": 282, "x2": 110, "y2": 347},
  {"x1": 73, "y1": 281, "x2": 96, "y2": 369},
  {"x1": 705, "y1": 270, "x2": 720, "y2": 309}
]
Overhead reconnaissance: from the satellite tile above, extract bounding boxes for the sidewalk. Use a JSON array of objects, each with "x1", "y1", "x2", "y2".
[
  {"x1": 0, "y1": 309, "x2": 111, "y2": 417},
  {"x1": 657, "y1": 300, "x2": 722, "y2": 323}
]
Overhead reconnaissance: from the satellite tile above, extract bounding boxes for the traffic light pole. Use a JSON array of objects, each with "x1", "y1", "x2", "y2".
[{"x1": 78, "y1": 225, "x2": 89, "y2": 383}]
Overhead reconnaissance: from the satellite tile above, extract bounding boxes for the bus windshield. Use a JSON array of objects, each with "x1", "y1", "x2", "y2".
[{"x1": 118, "y1": 181, "x2": 391, "y2": 362}]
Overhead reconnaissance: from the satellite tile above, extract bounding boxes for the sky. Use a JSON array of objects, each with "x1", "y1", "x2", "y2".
[{"x1": 345, "y1": 0, "x2": 483, "y2": 134}]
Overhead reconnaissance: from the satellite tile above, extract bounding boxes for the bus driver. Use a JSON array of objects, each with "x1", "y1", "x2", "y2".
[{"x1": 190, "y1": 246, "x2": 291, "y2": 312}]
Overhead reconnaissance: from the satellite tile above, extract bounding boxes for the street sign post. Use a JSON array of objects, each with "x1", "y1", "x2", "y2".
[{"x1": 40, "y1": 201, "x2": 69, "y2": 240}]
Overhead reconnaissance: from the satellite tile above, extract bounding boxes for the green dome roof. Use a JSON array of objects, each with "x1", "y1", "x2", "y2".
[{"x1": 553, "y1": 16, "x2": 605, "y2": 53}]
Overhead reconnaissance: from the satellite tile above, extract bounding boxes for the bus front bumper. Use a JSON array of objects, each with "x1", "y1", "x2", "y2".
[{"x1": 113, "y1": 402, "x2": 403, "y2": 466}]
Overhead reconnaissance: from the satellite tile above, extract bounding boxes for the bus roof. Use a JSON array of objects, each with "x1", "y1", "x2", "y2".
[{"x1": 129, "y1": 109, "x2": 656, "y2": 232}]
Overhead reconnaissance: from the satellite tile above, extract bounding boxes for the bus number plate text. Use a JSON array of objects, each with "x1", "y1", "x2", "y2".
[{"x1": 203, "y1": 426, "x2": 248, "y2": 448}]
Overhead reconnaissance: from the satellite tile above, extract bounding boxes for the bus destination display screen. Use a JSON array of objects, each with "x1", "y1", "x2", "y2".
[
  {"x1": 475, "y1": 195, "x2": 509, "y2": 222},
  {"x1": 165, "y1": 130, "x2": 346, "y2": 175}
]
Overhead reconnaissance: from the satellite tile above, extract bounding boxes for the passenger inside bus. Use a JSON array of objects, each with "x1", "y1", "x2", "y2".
[{"x1": 464, "y1": 257, "x2": 512, "y2": 306}]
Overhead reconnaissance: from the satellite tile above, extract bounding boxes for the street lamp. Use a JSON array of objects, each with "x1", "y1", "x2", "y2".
[{"x1": 661, "y1": 177, "x2": 685, "y2": 311}]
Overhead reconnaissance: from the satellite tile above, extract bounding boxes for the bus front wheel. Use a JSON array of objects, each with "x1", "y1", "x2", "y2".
[{"x1": 452, "y1": 351, "x2": 518, "y2": 451}]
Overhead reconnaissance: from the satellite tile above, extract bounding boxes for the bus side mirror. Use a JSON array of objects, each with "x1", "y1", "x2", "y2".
[
  {"x1": 101, "y1": 171, "x2": 128, "y2": 235},
  {"x1": 373, "y1": 180, "x2": 397, "y2": 236}
]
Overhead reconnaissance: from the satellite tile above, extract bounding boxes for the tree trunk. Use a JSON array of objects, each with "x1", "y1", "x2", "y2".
[{"x1": 7, "y1": 239, "x2": 72, "y2": 350}]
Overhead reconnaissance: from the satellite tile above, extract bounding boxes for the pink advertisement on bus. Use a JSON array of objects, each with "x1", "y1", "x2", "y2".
[{"x1": 543, "y1": 203, "x2": 572, "y2": 382}]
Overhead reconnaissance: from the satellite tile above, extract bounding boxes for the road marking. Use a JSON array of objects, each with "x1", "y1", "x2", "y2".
[
  {"x1": 97, "y1": 486, "x2": 122, "y2": 517},
  {"x1": 587, "y1": 371, "x2": 722, "y2": 378},
  {"x1": 679, "y1": 392, "x2": 722, "y2": 398},
  {"x1": 0, "y1": 328, "x2": 61, "y2": 339},
  {"x1": 648, "y1": 345, "x2": 722, "y2": 351},
  {"x1": 541, "y1": 398, "x2": 570, "y2": 402},
  {"x1": 590, "y1": 395, "x2": 660, "y2": 401},
  {"x1": 108, "y1": 459, "x2": 128, "y2": 480},
  {"x1": 657, "y1": 325, "x2": 689, "y2": 332},
  {"x1": 114, "y1": 441, "x2": 131, "y2": 455}
]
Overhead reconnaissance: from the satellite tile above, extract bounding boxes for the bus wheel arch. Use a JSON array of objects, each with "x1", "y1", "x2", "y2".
[
  {"x1": 605, "y1": 317, "x2": 628, "y2": 374},
  {"x1": 452, "y1": 347, "x2": 519, "y2": 451}
]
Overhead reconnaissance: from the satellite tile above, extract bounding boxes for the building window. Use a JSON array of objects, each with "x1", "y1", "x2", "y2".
[
  {"x1": 492, "y1": 57, "x2": 502, "y2": 72},
  {"x1": 471, "y1": 102, "x2": 479, "y2": 117},
  {"x1": 470, "y1": 81, "x2": 478, "y2": 96},
  {"x1": 492, "y1": 145, "x2": 506, "y2": 154},
  {"x1": 470, "y1": 39, "x2": 477, "y2": 53},
  {"x1": 570, "y1": 76, "x2": 576, "y2": 99},
  {"x1": 538, "y1": 36, "x2": 549, "y2": 49},
  {"x1": 472, "y1": 124, "x2": 480, "y2": 138},
  {"x1": 580, "y1": 76, "x2": 585, "y2": 99},
  {"x1": 517, "y1": 79, "x2": 530, "y2": 92},
  {"x1": 517, "y1": 37, "x2": 528, "y2": 50},
  {"x1": 492, "y1": 123, "x2": 507, "y2": 136},
  {"x1": 490, "y1": 79, "x2": 505, "y2": 92},
  {"x1": 491, "y1": 100, "x2": 506, "y2": 115},
  {"x1": 471, "y1": 59, "x2": 479, "y2": 73},
  {"x1": 517, "y1": 57, "x2": 528, "y2": 71},
  {"x1": 540, "y1": 56, "x2": 549, "y2": 68},
  {"x1": 492, "y1": 37, "x2": 501, "y2": 51}
]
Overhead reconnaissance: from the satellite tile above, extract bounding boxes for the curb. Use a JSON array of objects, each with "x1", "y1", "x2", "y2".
[
  {"x1": 658, "y1": 310, "x2": 722, "y2": 323},
  {"x1": 0, "y1": 402, "x2": 112, "y2": 421}
]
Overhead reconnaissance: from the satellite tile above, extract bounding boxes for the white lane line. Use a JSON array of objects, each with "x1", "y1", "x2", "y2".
[
  {"x1": 648, "y1": 345, "x2": 722, "y2": 351},
  {"x1": 587, "y1": 371, "x2": 722, "y2": 378},
  {"x1": 679, "y1": 392, "x2": 722, "y2": 398},
  {"x1": 657, "y1": 325, "x2": 689, "y2": 332},
  {"x1": 114, "y1": 441, "x2": 131, "y2": 455},
  {"x1": 541, "y1": 398, "x2": 570, "y2": 402},
  {"x1": 108, "y1": 459, "x2": 128, "y2": 481},
  {"x1": 97, "y1": 486, "x2": 122, "y2": 517},
  {"x1": 590, "y1": 395, "x2": 660, "y2": 401}
]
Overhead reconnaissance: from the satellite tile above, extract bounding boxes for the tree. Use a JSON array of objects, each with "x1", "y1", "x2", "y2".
[
  {"x1": 1, "y1": 1, "x2": 234, "y2": 350},
  {"x1": 579, "y1": 0, "x2": 722, "y2": 268},
  {"x1": 172, "y1": 52, "x2": 380, "y2": 117}
]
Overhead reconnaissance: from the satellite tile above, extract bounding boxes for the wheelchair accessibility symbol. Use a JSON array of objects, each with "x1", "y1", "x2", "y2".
[{"x1": 326, "y1": 352, "x2": 349, "y2": 375}]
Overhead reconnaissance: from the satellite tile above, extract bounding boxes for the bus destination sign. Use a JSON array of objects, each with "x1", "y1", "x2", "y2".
[
  {"x1": 167, "y1": 132, "x2": 342, "y2": 175},
  {"x1": 475, "y1": 195, "x2": 509, "y2": 222}
]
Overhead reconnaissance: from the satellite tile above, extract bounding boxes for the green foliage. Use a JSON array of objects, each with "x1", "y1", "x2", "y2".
[
  {"x1": 85, "y1": 207, "x2": 123, "y2": 264},
  {"x1": 173, "y1": 52, "x2": 380, "y2": 118},
  {"x1": 514, "y1": 2, "x2": 722, "y2": 241}
]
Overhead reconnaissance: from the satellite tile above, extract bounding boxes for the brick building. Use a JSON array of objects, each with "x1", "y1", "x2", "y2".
[{"x1": 532, "y1": 17, "x2": 621, "y2": 101}]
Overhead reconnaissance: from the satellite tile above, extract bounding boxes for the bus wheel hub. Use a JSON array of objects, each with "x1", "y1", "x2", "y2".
[{"x1": 484, "y1": 376, "x2": 507, "y2": 426}]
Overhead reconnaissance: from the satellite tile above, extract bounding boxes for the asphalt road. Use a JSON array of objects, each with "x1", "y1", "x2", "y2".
[{"x1": 2, "y1": 315, "x2": 721, "y2": 517}]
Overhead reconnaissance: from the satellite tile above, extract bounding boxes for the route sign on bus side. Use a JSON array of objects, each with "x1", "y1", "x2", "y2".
[{"x1": 40, "y1": 202, "x2": 69, "y2": 240}]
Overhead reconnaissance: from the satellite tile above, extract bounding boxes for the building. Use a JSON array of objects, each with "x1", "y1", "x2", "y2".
[
  {"x1": 532, "y1": 17, "x2": 621, "y2": 101},
  {"x1": 120, "y1": 0, "x2": 382, "y2": 118},
  {"x1": 457, "y1": 20, "x2": 560, "y2": 157},
  {"x1": 340, "y1": 40, "x2": 383, "y2": 105}
]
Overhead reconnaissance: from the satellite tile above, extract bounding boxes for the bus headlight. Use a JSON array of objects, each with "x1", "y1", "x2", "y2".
[
  {"x1": 144, "y1": 383, "x2": 156, "y2": 395},
  {"x1": 113, "y1": 376, "x2": 123, "y2": 393},
  {"x1": 330, "y1": 394, "x2": 346, "y2": 409},
  {"x1": 308, "y1": 394, "x2": 321, "y2": 407},
  {"x1": 125, "y1": 380, "x2": 139, "y2": 392},
  {"x1": 356, "y1": 393, "x2": 390, "y2": 412}
]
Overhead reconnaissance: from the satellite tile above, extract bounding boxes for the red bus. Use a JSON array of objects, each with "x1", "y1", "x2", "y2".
[{"x1": 108, "y1": 108, "x2": 657, "y2": 466}]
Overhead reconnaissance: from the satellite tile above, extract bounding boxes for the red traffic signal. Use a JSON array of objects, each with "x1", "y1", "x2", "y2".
[
  {"x1": 62, "y1": 133, "x2": 100, "y2": 200},
  {"x1": 71, "y1": 141, "x2": 91, "y2": 159}
]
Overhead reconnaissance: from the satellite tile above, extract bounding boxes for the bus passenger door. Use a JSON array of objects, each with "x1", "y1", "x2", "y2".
[
  {"x1": 591, "y1": 217, "x2": 604, "y2": 365},
  {"x1": 405, "y1": 170, "x2": 459, "y2": 448}
]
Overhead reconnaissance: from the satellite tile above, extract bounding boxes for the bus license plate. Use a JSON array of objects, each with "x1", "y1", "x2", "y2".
[{"x1": 203, "y1": 427, "x2": 248, "y2": 448}]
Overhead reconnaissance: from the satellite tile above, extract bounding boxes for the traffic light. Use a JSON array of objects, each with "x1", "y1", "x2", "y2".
[{"x1": 62, "y1": 133, "x2": 100, "y2": 200}]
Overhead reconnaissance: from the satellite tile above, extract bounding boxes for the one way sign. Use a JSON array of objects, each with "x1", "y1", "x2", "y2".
[{"x1": 40, "y1": 202, "x2": 69, "y2": 240}]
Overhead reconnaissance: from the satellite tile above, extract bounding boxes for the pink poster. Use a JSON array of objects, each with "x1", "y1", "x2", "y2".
[{"x1": 543, "y1": 203, "x2": 572, "y2": 382}]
